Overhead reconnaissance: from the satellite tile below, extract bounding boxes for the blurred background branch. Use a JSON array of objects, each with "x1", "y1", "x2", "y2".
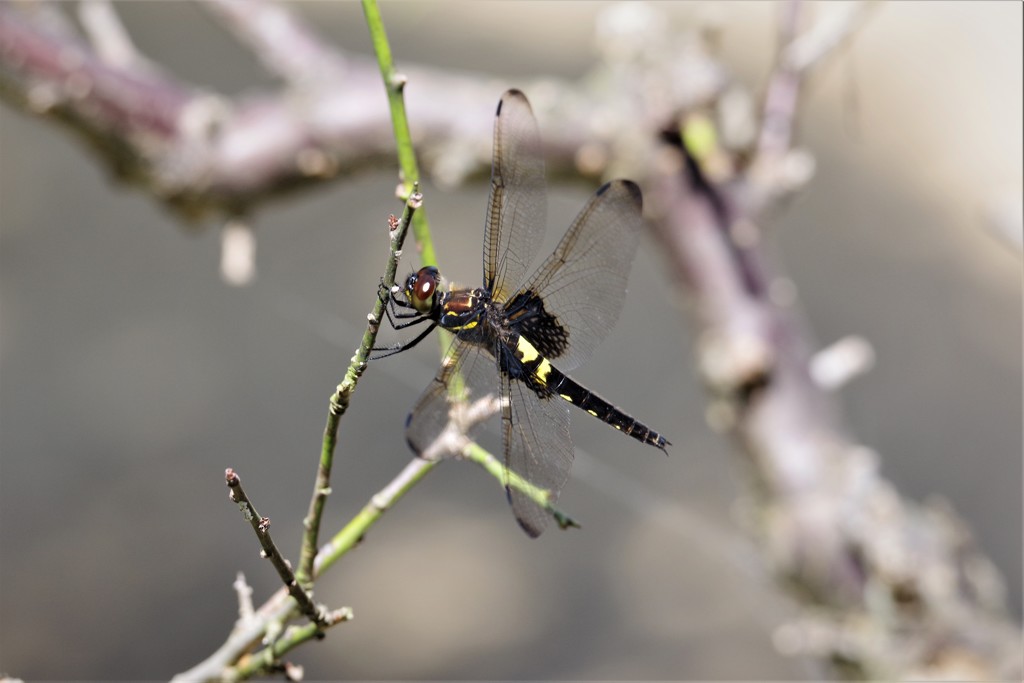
[
  {"x1": 0, "y1": 0, "x2": 724, "y2": 221},
  {"x1": 0, "y1": 0, "x2": 1019, "y2": 680},
  {"x1": 642, "y1": 2, "x2": 1020, "y2": 674}
]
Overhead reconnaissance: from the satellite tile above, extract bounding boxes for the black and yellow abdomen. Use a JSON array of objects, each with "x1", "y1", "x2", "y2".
[{"x1": 511, "y1": 336, "x2": 669, "y2": 451}]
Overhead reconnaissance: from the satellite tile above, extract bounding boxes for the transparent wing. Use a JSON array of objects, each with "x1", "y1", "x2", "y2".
[
  {"x1": 502, "y1": 371, "x2": 573, "y2": 538},
  {"x1": 514, "y1": 179, "x2": 645, "y2": 372},
  {"x1": 404, "y1": 334, "x2": 572, "y2": 537},
  {"x1": 405, "y1": 338, "x2": 502, "y2": 460},
  {"x1": 483, "y1": 89, "x2": 547, "y2": 300}
]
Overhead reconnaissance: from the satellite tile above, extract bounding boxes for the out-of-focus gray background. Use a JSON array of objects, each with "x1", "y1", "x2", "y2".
[{"x1": 1, "y1": 2, "x2": 1020, "y2": 679}]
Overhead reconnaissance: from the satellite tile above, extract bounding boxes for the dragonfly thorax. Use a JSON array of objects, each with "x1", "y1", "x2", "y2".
[
  {"x1": 400, "y1": 266, "x2": 511, "y2": 347},
  {"x1": 440, "y1": 288, "x2": 516, "y2": 349}
]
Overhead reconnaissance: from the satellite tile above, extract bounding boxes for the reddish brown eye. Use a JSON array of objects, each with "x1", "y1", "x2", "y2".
[
  {"x1": 409, "y1": 266, "x2": 438, "y2": 301},
  {"x1": 414, "y1": 270, "x2": 436, "y2": 301},
  {"x1": 405, "y1": 266, "x2": 440, "y2": 314}
]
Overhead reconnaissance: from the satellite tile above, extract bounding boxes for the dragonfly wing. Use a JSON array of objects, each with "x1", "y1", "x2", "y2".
[
  {"x1": 405, "y1": 337, "x2": 502, "y2": 459},
  {"x1": 484, "y1": 89, "x2": 547, "y2": 300},
  {"x1": 515, "y1": 179, "x2": 645, "y2": 372},
  {"x1": 502, "y1": 369, "x2": 573, "y2": 537}
]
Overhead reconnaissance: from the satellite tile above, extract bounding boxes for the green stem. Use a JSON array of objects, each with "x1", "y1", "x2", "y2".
[
  {"x1": 463, "y1": 443, "x2": 579, "y2": 531},
  {"x1": 314, "y1": 456, "x2": 438, "y2": 574},
  {"x1": 299, "y1": 0, "x2": 441, "y2": 593},
  {"x1": 296, "y1": 193, "x2": 421, "y2": 587},
  {"x1": 361, "y1": 0, "x2": 438, "y2": 269},
  {"x1": 311, "y1": 443, "x2": 576, "y2": 579},
  {"x1": 225, "y1": 608, "x2": 353, "y2": 681}
]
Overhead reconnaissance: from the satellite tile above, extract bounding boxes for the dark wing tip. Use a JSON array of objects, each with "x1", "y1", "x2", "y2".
[
  {"x1": 516, "y1": 518, "x2": 545, "y2": 538},
  {"x1": 597, "y1": 179, "x2": 643, "y2": 211},
  {"x1": 506, "y1": 486, "x2": 545, "y2": 538},
  {"x1": 497, "y1": 89, "x2": 530, "y2": 117},
  {"x1": 618, "y1": 179, "x2": 643, "y2": 209}
]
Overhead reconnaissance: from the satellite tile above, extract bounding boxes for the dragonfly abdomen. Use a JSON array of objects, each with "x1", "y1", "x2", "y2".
[
  {"x1": 512, "y1": 335, "x2": 671, "y2": 454},
  {"x1": 543, "y1": 365, "x2": 670, "y2": 452},
  {"x1": 511, "y1": 335, "x2": 668, "y2": 451}
]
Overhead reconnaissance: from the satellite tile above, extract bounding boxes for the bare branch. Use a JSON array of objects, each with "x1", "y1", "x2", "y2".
[
  {"x1": 232, "y1": 572, "x2": 255, "y2": 625},
  {"x1": 783, "y1": 1, "x2": 875, "y2": 76},
  {"x1": 77, "y1": 0, "x2": 143, "y2": 69},
  {"x1": 0, "y1": 2, "x2": 726, "y2": 223},
  {"x1": 224, "y1": 468, "x2": 329, "y2": 628},
  {"x1": 643, "y1": 1, "x2": 1021, "y2": 677},
  {"x1": 751, "y1": 1, "x2": 875, "y2": 212},
  {"x1": 199, "y1": 0, "x2": 348, "y2": 84},
  {"x1": 172, "y1": 587, "x2": 294, "y2": 682}
]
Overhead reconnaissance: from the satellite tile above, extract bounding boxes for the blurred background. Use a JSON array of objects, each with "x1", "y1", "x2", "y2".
[{"x1": 1, "y1": 1, "x2": 1020, "y2": 679}]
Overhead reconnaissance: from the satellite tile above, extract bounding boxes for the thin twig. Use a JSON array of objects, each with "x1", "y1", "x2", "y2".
[
  {"x1": 297, "y1": 0, "x2": 441, "y2": 588},
  {"x1": 361, "y1": 0, "x2": 438, "y2": 267},
  {"x1": 463, "y1": 442, "x2": 579, "y2": 531},
  {"x1": 310, "y1": 394, "x2": 580, "y2": 577},
  {"x1": 313, "y1": 456, "x2": 438, "y2": 576},
  {"x1": 754, "y1": 2, "x2": 873, "y2": 182},
  {"x1": 415, "y1": 394, "x2": 579, "y2": 530},
  {"x1": 311, "y1": 449, "x2": 578, "y2": 581},
  {"x1": 225, "y1": 468, "x2": 327, "y2": 627},
  {"x1": 295, "y1": 191, "x2": 422, "y2": 586},
  {"x1": 232, "y1": 572, "x2": 255, "y2": 624},
  {"x1": 783, "y1": 1, "x2": 874, "y2": 75}
]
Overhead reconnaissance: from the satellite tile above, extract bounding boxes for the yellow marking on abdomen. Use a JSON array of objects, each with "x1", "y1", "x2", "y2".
[
  {"x1": 517, "y1": 337, "x2": 554, "y2": 386},
  {"x1": 535, "y1": 358, "x2": 552, "y2": 382},
  {"x1": 516, "y1": 336, "x2": 540, "y2": 362}
]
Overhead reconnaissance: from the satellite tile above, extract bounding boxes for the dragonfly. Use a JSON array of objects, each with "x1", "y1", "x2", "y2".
[{"x1": 376, "y1": 89, "x2": 669, "y2": 536}]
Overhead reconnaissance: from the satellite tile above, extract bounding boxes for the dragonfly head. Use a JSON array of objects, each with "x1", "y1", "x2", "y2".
[{"x1": 403, "y1": 266, "x2": 442, "y2": 315}]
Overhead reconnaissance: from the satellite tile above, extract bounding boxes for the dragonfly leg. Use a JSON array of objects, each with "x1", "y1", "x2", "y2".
[{"x1": 369, "y1": 320, "x2": 439, "y2": 360}]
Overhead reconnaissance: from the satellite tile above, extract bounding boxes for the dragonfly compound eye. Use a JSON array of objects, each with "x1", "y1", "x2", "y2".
[{"x1": 410, "y1": 266, "x2": 440, "y2": 313}]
